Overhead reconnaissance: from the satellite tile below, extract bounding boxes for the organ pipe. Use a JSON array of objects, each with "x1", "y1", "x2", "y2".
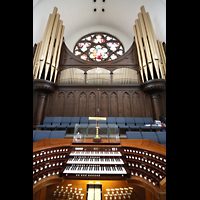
[
  {"x1": 138, "y1": 13, "x2": 154, "y2": 79},
  {"x1": 157, "y1": 40, "x2": 166, "y2": 75},
  {"x1": 133, "y1": 25, "x2": 144, "y2": 83},
  {"x1": 140, "y1": 6, "x2": 160, "y2": 79},
  {"x1": 33, "y1": 41, "x2": 42, "y2": 78},
  {"x1": 135, "y1": 19, "x2": 148, "y2": 81},
  {"x1": 145, "y1": 12, "x2": 165, "y2": 79},
  {"x1": 54, "y1": 25, "x2": 65, "y2": 83},
  {"x1": 33, "y1": 7, "x2": 65, "y2": 82},
  {"x1": 133, "y1": 6, "x2": 166, "y2": 82}
]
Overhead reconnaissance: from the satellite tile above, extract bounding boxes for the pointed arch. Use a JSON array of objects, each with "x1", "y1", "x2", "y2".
[
  {"x1": 132, "y1": 92, "x2": 141, "y2": 117},
  {"x1": 55, "y1": 92, "x2": 65, "y2": 116},
  {"x1": 78, "y1": 92, "x2": 87, "y2": 117},
  {"x1": 100, "y1": 92, "x2": 109, "y2": 117},
  {"x1": 110, "y1": 92, "x2": 118, "y2": 117},
  {"x1": 88, "y1": 92, "x2": 96, "y2": 117},
  {"x1": 65, "y1": 92, "x2": 75, "y2": 116},
  {"x1": 122, "y1": 92, "x2": 131, "y2": 117}
]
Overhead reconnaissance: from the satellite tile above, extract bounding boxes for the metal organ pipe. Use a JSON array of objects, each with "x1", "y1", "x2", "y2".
[
  {"x1": 133, "y1": 6, "x2": 166, "y2": 82},
  {"x1": 33, "y1": 7, "x2": 65, "y2": 82}
]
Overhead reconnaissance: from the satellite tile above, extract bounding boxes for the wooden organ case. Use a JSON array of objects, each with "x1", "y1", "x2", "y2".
[{"x1": 33, "y1": 139, "x2": 166, "y2": 200}]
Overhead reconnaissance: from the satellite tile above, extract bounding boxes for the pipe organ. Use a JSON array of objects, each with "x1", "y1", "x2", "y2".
[
  {"x1": 33, "y1": 139, "x2": 166, "y2": 200},
  {"x1": 133, "y1": 6, "x2": 166, "y2": 83},
  {"x1": 33, "y1": 7, "x2": 65, "y2": 83}
]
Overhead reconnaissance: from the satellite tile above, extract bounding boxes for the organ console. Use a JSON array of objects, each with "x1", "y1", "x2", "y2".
[{"x1": 33, "y1": 139, "x2": 166, "y2": 200}]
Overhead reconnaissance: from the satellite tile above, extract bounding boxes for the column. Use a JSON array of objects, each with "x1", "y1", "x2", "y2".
[
  {"x1": 142, "y1": 79, "x2": 166, "y2": 120},
  {"x1": 33, "y1": 79, "x2": 56, "y2": 125}
]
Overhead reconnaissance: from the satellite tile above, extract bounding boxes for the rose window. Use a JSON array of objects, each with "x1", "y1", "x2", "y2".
[{"x1": 74, "y1": 32, "x2": 124, "y2": 62}]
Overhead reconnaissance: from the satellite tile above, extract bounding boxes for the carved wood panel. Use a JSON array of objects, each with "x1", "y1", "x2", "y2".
[
  {"x1": 37, "y1": 85, "x2": 164, "y2": 120},
  {"x1": 66, "y1": 92, "x2": 75, "y2": 116},
  {"x1": 88, "y1": 92, "x2": 96, "y2": 117},
  {"x1": 78, "y1": 92, "x2": 87, "y2": 117},
  {"x1": 144, "y1": 94, "x2": 153, "y2": 117},
  {"x1": 132, "y1": 92, "x2": 141, "y2": 117},
  {"x1": 122, "y1": 92, "x2": 132, "y2": 117},
  {"x1": 55, "y1": 92, "x2": 65, "y2": 116},
  {"x1": 110, "y1": 92, "x2": 118, "y2": 117},
  {"x1": 100, "y1": 92, "x2": 109, "y2": 117}
]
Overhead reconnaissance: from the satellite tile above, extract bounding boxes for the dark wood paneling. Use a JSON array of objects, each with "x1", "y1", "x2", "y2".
[
  {"x1": 78, "y1": 92, "x2": 87, "y2": 117},
  {"x1": 132, "y1": 92, "x2": 141, "y2": 117},
  {"x1": 110, "y1": 92, "x2": 118, "y2": 117},
  {"x1": 88, "y1": 92, "x2": 96, "y2": 117},
  {"x1": 38, "y1": 84, "x2": 164, "y2": 119},
  {"x1": 66, "y1": 92, "x2": 75, "y2": 116},
  {"x1": 55, "y1": 92, "x2": 65, "y2": 116},
  {"x1": 100, "y1": 92, "x2": 109, "y2": 117},
  {"x1": 123, "y1": 92, "x2": 132, "y2": 117}
]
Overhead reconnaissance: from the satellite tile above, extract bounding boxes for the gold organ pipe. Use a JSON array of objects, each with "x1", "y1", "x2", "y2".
[
  {"x1": 34, "y1": 14, "x2": 52, "y2": 79},
  {"x1": 38, "y1": 7, "x2": 58, "y2": 79},
  {"x1": 33, "y1": 41, "x2": 42, "y2": 78},
  {"x1": 138, "y1": 12, "x2": 154, "y2": 79},
  {"x1": 133, "y1": 25, "x2": 144, "y2": 83},
  {"x1": 33, "y1": 7, "x2": 65, "y2": 82},
  {"x1": 54, "y1": 25, "x2": 65, "y2": 83},
  {"x1": 50, "y1": 20, "x2": 63, "y2": 81},
  {"x1": 140, "y1": 6, "x2": 160, "y2": 79},
  {"x1": 146, "y1": 12, "x2": 165, "y2": 79},
  {"x1": 159, "y1": 41, "x2": 166, "y2": 74},
  {"x1": 44, "y1": 13, "x2": 60, "y2": 80},
  {"x1": 135, "y1": 19, "x2": 148, "y2": 81},
  {"x1": 157, "y1": 40, "x2": 166, "y2": 75}
]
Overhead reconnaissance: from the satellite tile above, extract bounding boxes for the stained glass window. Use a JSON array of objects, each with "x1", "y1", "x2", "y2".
[{"x1": 73, "y1": 32, "x2": 124, "y2": 62}]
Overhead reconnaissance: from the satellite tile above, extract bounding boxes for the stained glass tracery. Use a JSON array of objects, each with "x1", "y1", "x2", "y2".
[{"x1": 73, "y1": 32, "x2": 124, "y2": 62}]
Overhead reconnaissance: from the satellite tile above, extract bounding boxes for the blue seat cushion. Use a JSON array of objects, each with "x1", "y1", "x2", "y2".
[
  {"x1": 50, "y1": 131, "x2": 66, "y2": 139},
  {"x1": 34, "y1": 131, "x2": 51, "y2": 142},
  {"x1": 126, "y1": 131, "x2": 142, "y2": 139},
  {"x1": 141, "y1": 132, "x2": 159, "y2": 143}
]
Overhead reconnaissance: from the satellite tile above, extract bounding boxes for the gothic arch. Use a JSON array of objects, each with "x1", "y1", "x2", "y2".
[
  {"x1": 88, "y1": 92, "x2": 96, "y2": 117},
  {"x1": 78, "y1": 92, "x2": 87, "y2": 117},
  {"x1": 110, "y1": 92, "x2": 118, "y2": 117},
  {"x1": 100, "y1": 92, "x2": 109, "y2": 117},
  {"x1": 122, "y1": 92, "x2": 132, "y2": 117},
  {"x1": 132, "y1": 92, "x2": 141, "y2": 117},
  {"x1": 55, "y1": 92, "x2": 65, "y2": 116},
  {"x1": 65, "y1": 92, "x2": 75, "y2": 116}
]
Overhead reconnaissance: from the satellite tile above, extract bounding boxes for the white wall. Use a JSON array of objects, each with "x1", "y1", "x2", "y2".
[
  {"x1": 33, "y1": 0, "x2": 166, "y2": 53},
  {"x1": 65, "y1": 25, "x2": 132, "y2": 52}
]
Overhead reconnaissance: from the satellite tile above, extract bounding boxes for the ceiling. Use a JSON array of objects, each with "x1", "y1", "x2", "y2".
[{"x1": 33, "y1": 0, "x2": 166, "y2": 52}]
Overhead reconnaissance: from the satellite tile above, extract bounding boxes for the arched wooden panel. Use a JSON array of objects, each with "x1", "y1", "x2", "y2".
[
  {"x1": 66, "y1": 92, "x2": 75, "y2": 116},
  {"x1": 45, "y1": 94, "x2": 53, "y2": 116},
  {"x1": 100, "y1": 92, "x2": 109, "y2": 117},
  {"x1": 132, "y1": 92, "x2": 141, "y2": 117},
  {"x1": 110, "y1": 92, "x2": 118, "y2": 117},
  {"x1": 88, "y1": 92, "x2": 96, "y2": 117},
  {"x1": 55, "y1": 92, "x2": 65, "y2": 116},
  {"x1": 78, "y1": 92, "x2": 87, "y2": 117},
  {"x1": 145, "y1": 94, "x2": 153, "y2": 118},
  {"x1": 123, "y1": 92, "x2": 131, "y2": 117}
]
